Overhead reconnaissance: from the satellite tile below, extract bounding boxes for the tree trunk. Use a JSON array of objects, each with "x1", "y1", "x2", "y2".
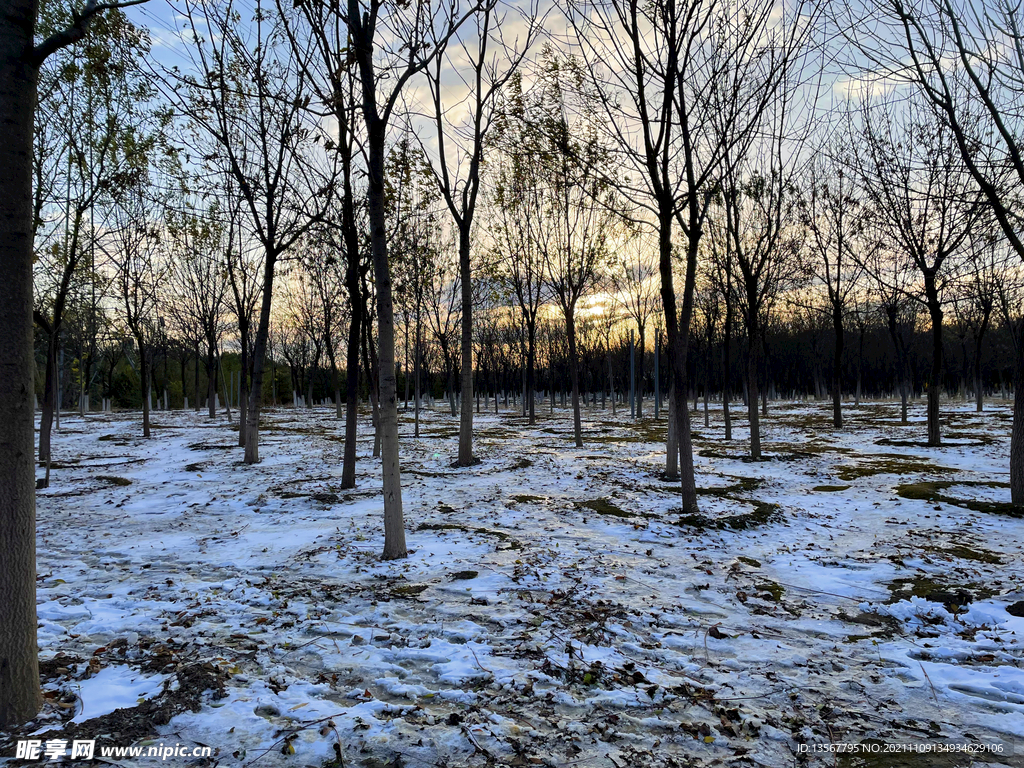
[
  {"x1": 238, "y1": 326, "x2": 249, "y2": 447},
  {"x1": 723, "y1": 304, "x2": 732, "y2": 441},
  {"x1": 206, "y1": 343, "x2": 217, "y2": 419},
  {"x1": 974, "y1": 314, "x2": 990, "y2": 414},
  {"x1": 456, "y1": 224, "x2": 474, "y2": 465},
  {"x1": 341, "y1": 295, "x2": 361, "y2": 489},
  {"x1": 565, "y1": 307, "x2": 583, "y2": 448},
  {"x1": 194, "y1": 342, "x2": 201, "y2": 412},
  {"x1": 527, "y1": 322, "x2": 536, "y2": 424},
  {"x1": 38, "y1": 335, "x2": 56, "y2": 463},
  {"x1": 832, "y1": 304, "x2": 844, "y2": 429},
  {"x1": 243, "y1": 253, "x2": 277, "y2": 464},
  {"x1": 924, "y1": 274, "x2": 942, "y2": 447},
  {"x1": 665, "y1": 386, "x2": 678, "y2": 479},
  {"x1": 747, "y1": 334, "x2": 761, "y2": 459},
  {"x1": 139, "y1": 341, "x2": 150, "y2": 438},
  {"x1": 414, "y1": 315, "x2": 421, "y2": 439},
  {"x1": 0, "y1": 7, "x2": 43, "y2": 722},
  {"x1": 637, "y1": 326, "x2": 645, "y2": 418},
  {"x1": 659, "y1": 212, "x2": 698, "y2": 512},
  {"x1": 366, "y1": 125, "x2": 406, "y2": 558}
]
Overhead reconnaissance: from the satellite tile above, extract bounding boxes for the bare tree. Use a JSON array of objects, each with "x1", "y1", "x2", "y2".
[
  {"x1": 529, "y1": 52, "x2": 618, "y2": 448},
  {"x1": 164, "y1": 0, "x2": 335, "y2": 463},
  {"x1": 414, "y1": 0, "x2": 538, "y2": 464},
  {"x1": 276, "y1": 0, "x2": 369, "y2": 488},
  {"x1": 341, "y1": 0, "x2": 482, "y2": 558},
  {"x1": 720, "y1": 140, "x2": 805, "y2": 458},
  {"x1": 851, "y1": 97, "x2": 985, "y2": 445},
  {"x1": 841, "y1": 0, "x2": 1024, "y2": 500},
  {"x1": 798, "y1": 145, "x2": 866, "y2": 428},
  {"x1": 33, "y1": 8, "x2": 153, "y2": 462},
  {"x1": 490, "y1": 75, "x2": 550, "y2": 425},
  {"x1": 105, "y1": 179, "x2": 163, "y2": 437},
  {"x1": 569, "y1": 0, "x2": 812, "y2": 510}
]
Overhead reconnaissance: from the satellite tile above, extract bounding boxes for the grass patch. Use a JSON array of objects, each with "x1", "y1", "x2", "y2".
[
  {"x1": 676, "y1": 498, "x2": 782, "y2": 531},
  {"x1": 416, "y1": 522, "x2": 522, "y2": 549},
  {"x1": 96, "y1": 475, "x2": 131, "y2": 486},
  {"x1": 449, "y1": 570, "x2": 479, "y2": 581},
  {"x1": 813, "y1": 484, "x2": 851, "y2": 492},
  {"x1": 933, "y1": 544, "x2": 1003, "y2": 564},
  {"x1": 886, "y1": 575, "x2": 997, "y2": 609},
  {"x1": 511, "y1": 494, "x2": 546, "y2": 504},
  {"x1": 836, "y1": 610, "x2": 902, "y2": 640},
  {"x1": 698, "y1": 448, "x2": 812, "y2": 462},
  {"x1": 577, "y1": 498, "x2": 633, "y2": 518},
  {"x1": 834, "y1": 456, "x2": 953, "y2": 481},
  {"x1": 754, "y1": 581, "x2": 784, "y2": 602},
  {"x1": 895, "y1": 480, "x2": 1022, "y2": 517},
  {"x1": 737, "y1": 556, "x2": 761, "y2": 568},
  {"x1": 698, "y1": 476, "x2": 763, "y2": 495}
]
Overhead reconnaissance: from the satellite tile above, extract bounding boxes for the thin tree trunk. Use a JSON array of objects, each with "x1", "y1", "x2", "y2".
[
  {"x1": 38, "y1": 336, "x2": 56, "y2": 463},
  {"x1": 566, "y1": 308, "x2": 583, "y2": 448},
  {"x1": 747, "y1": 334, "x2": 761, "y2": 459},
  {"x1": 238, "y1": 327, "x2": 249, "y2": 447},
  {"x1": 206, "y1": 345, "x2": 217, "y2": 419},
  {"x1": 659, "y1": 213, "x2": 698, "y2": 512},
  {"x1": 341, "y1": 299, "x2": 361, "y2": 489},
  {"x1": 243, "y1": 253, "x2": 277, "y2": 464},
  {"x1": 832, "y1": 304, "x2": 844, "y2": 429},
  {"x1": 527, "y1": 323, "x2": 536, "y2": 424},
  {"x1": 925, "y1": 274, "x2": 943, "y2": 447},
  {"x1": 457, "y1": 224, "x2": 474, "y2": 465},
  {"x1": 366, "y1": 127, "x2": 405, "y2": 558},
  {"x1": 637, "y1": 326, "x2": 645, "y2": 418},
  {"x1": 665, "y1": 386, "x2": 678, "y2": 479},
  {"x1": 723, "y1": 312, "x2": 731, "y2": 441},
  {"x1": 139, "y1": 342, "x2": 150, "y2": 438}
]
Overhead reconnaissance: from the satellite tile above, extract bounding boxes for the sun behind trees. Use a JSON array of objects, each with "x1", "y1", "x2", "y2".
[{"x1": 4, "y1": 0, "x2": 1024, "y2": 733}]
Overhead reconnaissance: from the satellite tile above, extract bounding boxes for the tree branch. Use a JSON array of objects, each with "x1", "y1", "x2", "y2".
[{"x1": 31, "y1": 0, "x2": 149, "y2": 67}]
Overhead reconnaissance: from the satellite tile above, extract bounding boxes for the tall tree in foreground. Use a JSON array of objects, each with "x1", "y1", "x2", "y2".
[
  {"x1": 0, "y1": 0, "x2": 147, "y2": 730},
  {"x1": 343, "y1": 0, "x2": 481, "y2": 558}
]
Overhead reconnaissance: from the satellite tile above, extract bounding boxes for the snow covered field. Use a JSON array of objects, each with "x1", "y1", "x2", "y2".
[{"x1": 4, "y1": 399, "x2": 1024, "y2": 767}]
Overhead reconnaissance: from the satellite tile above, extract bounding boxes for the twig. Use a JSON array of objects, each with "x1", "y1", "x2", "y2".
[
  {"x1": 468, "y1": 644, "x2": 492, "y2": 674},
  {"x1": 919, "y1": 662, "x2": 939, "y2": 705}
]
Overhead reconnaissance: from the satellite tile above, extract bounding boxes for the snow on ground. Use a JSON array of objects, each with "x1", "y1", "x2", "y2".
[{"x1": 3, "y1": 398, "x2": 1023, "y2": 767}]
